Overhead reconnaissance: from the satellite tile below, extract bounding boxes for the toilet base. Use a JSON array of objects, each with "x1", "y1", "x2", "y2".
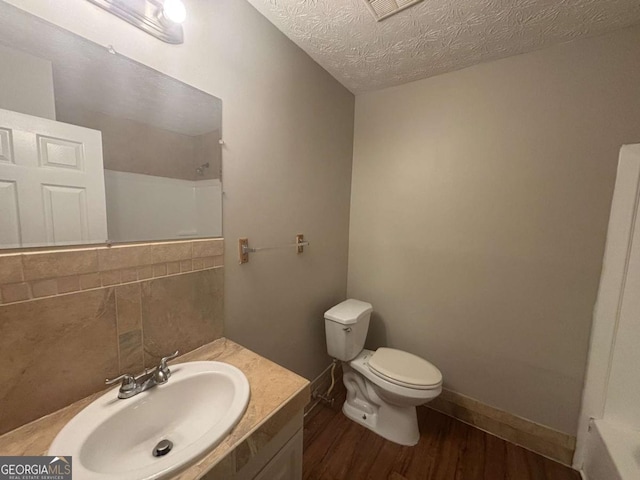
[
  {"x1": 342, "y1": 366, "x2": 420, "y2": 446},
  {"x1": 342, "y1": 400, "x2": 420, "y2": 446}
]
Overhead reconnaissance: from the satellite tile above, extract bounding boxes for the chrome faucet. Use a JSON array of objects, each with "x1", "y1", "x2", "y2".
[{"x1": 105, "y1": 351, "x2": 179, "y2": 399}]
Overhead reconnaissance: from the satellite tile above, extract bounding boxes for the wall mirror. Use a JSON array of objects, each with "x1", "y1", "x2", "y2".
[{"x1": 0, "y1": 3, "x2": 222, "y2": 249}]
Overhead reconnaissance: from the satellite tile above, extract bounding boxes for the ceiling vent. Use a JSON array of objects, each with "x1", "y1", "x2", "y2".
[{"x1": 362, "y1": 0, "x2": 424, "y2": 22}]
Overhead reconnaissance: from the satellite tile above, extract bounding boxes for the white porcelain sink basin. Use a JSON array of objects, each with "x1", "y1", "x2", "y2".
[{"x1": 49, "y1": 361, "x2": 250, "y2": 480}]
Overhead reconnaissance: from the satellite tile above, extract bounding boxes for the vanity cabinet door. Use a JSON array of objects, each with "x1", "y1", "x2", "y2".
[{"x1": 254, "y1": 428, "x2": 302, "y2": 480}]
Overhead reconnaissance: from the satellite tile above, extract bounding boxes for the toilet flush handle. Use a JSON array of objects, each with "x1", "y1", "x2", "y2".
[{"x1": 343, "y1": 327, "x2": 352, "y2": 333}]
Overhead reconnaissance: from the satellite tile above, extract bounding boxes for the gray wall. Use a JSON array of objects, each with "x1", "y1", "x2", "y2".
[
  {"x1": 8, "y1": 0, "x2": 354, "y2": 380},
  {"x1": 0, "y1": 44, "x2": 56, "y2": 120},
  {"x1": 57, "y1": 104, "x2": 222, "y2": 181},
  {"x1": 348, "y1": 25, "x2": 640, "y2": 435}
]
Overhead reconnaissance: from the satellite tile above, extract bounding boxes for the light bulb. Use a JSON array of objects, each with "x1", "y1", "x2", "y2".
[{"x1": 163, "y1": 0, "x2": 187, "y2": 24}]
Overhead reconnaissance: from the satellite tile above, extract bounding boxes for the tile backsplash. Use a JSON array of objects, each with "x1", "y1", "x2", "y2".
[
  {"x1": 0, "y1": 239, "x2": 224, "y2": 435},
  {"x1": 0, "y1": 239, "x2": 223, "y2": 304}
]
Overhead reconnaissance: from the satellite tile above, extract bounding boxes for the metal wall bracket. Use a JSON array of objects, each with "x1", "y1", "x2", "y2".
[
  {"x1": 296, "y1": 234, "x2": 305, "y2": 254},
  {"x1": 238, "y1": 235, "x2": 309, "y2": 264},
  {"x1": 238, "y1": 238, "x2": 249, "y2": 264}
]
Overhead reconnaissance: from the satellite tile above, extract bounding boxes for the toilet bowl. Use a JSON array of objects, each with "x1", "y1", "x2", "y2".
[{"x1": 324, "y1": 299, "x2": 443, "y2": 446}]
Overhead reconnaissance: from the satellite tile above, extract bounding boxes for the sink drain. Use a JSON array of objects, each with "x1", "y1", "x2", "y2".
[{"x1": 153, "y1": 439, "x2": 173, "y2": 457}]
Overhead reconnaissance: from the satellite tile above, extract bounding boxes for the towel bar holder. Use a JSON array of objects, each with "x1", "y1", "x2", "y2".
[{"x1": 239, "y1": 234, "x2": 308, "y2": 264}]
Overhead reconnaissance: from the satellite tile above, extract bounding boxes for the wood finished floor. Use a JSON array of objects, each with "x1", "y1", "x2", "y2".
[{"x1": 303, "y1": 395, "x2": 580, "y2": 480}]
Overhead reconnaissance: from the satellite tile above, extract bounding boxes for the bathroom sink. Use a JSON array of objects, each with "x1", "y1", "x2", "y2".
[{"x1": 49, "y1": 361, "x2": 250, "y2": 480}]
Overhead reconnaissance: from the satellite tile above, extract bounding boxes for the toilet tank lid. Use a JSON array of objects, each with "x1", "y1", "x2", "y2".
[{"x1": 324, "y1": 299, "x2": 373, "y2": 324}]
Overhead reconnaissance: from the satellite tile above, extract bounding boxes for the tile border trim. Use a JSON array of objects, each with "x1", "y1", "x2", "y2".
[
  {"x1": 0, "y1": 239, "x2": 224, "y2": 305},
  {"x1": 427, "y1": 388, "x2": 577, "y2": 466}
]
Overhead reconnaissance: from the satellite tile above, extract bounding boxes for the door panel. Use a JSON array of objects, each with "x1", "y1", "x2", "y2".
[
  {"x1": 42, "y1": 185, "x2": 88, "y2": 244},
  {"x1": 0, "y1": 128, "x2": 13, "y2": 163},
  {"x1": 0, "y1": 108, "x2": 107, "y2": 247},
  {"x1": 0, "y1": 180, "x2": 21, "y2": 246},
  {"x1": 38, "y1": 135, "x2": 84, "y2": 169}
]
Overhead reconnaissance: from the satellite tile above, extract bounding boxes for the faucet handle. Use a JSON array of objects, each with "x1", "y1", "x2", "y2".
[
  {"x1": 159, "y1": 351, "x2": 179, "y2": 371},
  {"x1": 105, "y1": 374, "x2": 136, "y2": 392},
  {"x1": 154, "y1": 351, "x2": 179, "y2": 385}
]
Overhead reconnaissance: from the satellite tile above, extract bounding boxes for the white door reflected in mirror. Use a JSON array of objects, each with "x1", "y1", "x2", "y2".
[
  {"x1": 0, "y1": 5, "x2": 223, "y2": 249},
  {"x1": 0, "y1": 109, "x2": 107, "y2": 248}
]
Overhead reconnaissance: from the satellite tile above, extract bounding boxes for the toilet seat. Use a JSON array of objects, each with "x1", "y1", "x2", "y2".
[
  {"x1": 349, "y1": 350, "x2": 441, "y2": 404},
  {"x1": 368, "y1": 348, "x2": 442, "y2": 390}
]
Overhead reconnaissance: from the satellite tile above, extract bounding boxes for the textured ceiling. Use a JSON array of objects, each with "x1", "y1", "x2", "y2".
[{"x1": 247, "y1": 0, "x2": 640, "y2": 93}]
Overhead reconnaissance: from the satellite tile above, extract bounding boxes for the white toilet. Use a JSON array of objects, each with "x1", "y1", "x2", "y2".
[{"x1": 324, "y1": 299, "x2": 443, "y2": 446}]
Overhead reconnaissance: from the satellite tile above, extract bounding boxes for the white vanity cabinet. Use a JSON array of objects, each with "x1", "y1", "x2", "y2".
[
  {"x1": 254, "y1": 429, "x2": 302, "y2": 480},
  {"x1": 203, "y1": 409, "x2": 304, "y2": 480}
]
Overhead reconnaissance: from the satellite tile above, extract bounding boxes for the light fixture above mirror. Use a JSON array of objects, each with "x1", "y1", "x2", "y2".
[
  {"x1": 86, "y1": 0, "x2": 186, "y2": 44},
  {"x1": 161, "y1": 0, "x2": 187, "y2": 24}
]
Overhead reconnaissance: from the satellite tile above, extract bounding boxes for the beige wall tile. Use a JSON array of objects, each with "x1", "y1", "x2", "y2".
[
  {"x1": 118, "y1": 330, "x2": 144, "y2": 374},
  {"x1": 137, "y1": 265, "x2": 154, "y2": 280},
  {"x1": 116, "y1": 283, "x2": 142, "y2": 333},
  {"x1": 1, "y1": 283, "x2": 31, "y2": 303},
  {"x1": 101, "y1": 270, "x2": 120, "y2": 286},
  {"x1": 31, "y1": 279, "x2": 58, "y2": 298},
  {"x1": 0, "y1": 289, "x2": 118, "y2": 434},
  {"x1": 119, "y1": 268, "x2": 138, "y2": 283},
  {"x1": 98, "y1": 245, "x2": 153, "y2": 272},
  {"x1": 167, "y1": 262, "x2": 181, "y2": 275},
  {"x1": 0, "y1": 240, "x2": 226, "y2": 434},
  {"x1": 213, "y1": 255, "x2": 224, "y2": 267},
  {"x1": 192, "y1": 239, "x2": 223, "y2": 258},
  {"x1": 203, "y1": 257, "x2": 215, "y2": 269},
  {"x1": 192, "y1": 258, "x2": 205, "y2": 271},
  {"x1": 57, "y1": 276, "x2": 80, "y2": 294},
  {"x1": 0, "y1": 255, "x2": 23, "y2": 284},
  {"x1": 141, "y1": 269, "x2": 223, "y2": 367},
  {"x1": 22, "y1": 250, "x2": 98, "y2": 281},
  {"x1": 150, "y1": 242, "x2": 192, "y2": 264},
  {"x1": 153, "y1": 264, "x2": 167, "y2": 278},
  {"x1": 79, "y1": 273, "x2": 101, "y2": 290}
]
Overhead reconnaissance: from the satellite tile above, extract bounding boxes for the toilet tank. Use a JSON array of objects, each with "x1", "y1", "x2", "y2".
[{"x1": 324, "y1": 299, "x2": 373, "y2": 361}]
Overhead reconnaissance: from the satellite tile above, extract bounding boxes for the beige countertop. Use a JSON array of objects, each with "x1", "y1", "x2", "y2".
[{"x1": 0, "y1": 338, "x2": 310, "y2": 479}]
